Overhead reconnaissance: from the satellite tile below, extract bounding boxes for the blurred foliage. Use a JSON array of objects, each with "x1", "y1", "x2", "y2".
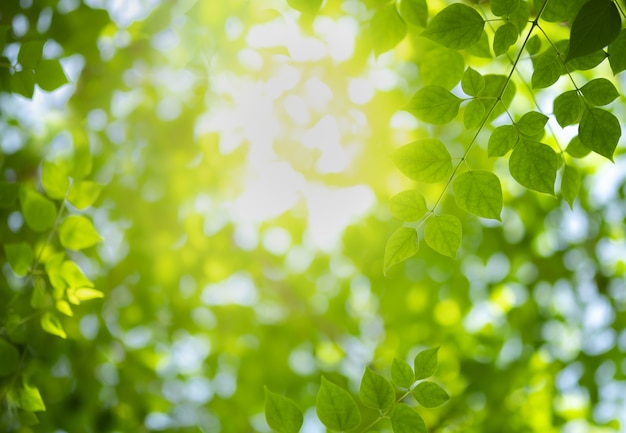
[{"x1": 0, "y1": 1, "x2": 626, "y2": 433}]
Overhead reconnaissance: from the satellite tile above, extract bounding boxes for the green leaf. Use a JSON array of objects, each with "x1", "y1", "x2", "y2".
[
  {"x1": 468, "y1": 31, "x2": 492, "y2": 58},
  {"x1": 480, "y1": 75, "x2": 516, "y2": 118},
  {"x1": 411, "y1": 381, "x2": 450, "y2": 408},
  {"x1": 553, "y1": 90, "x2": 583, "y2": 127},
  {"x1": 421, "y1": 3, "x2": 484, "y2": 50},
  {"x1": 41, "y1": 161, "x2": 70, "y2": 199},
  {"x1": 392, "y1": 139, "x2": 453, "y2": 183},
  {"x1": 391, "y1": 358, "x2": 415, "y2": 388},
  {"x1": 424, "y1": 215, "x2": 462, "y2": 258},
  {"x1": 493, "y1": 22, "x2": 518, "y2": 56},
  {"x1": 561, "y1": 165, "x2": 581, "y2": 209},
  {"x1": 18, "y1": 41, "x2": 45, "y2": 69},
  {"x1": 0, "y1": 339, "x2": 20, "y2": 377},
  {"x1": 4, "y1": 242, "x2": 34, "y2": 277},
  {"x1": 286, "y1": 0, "x2": 323, "y2": 14},
  {"x1": 0, "y1": 182, "x2": 20, "y2": 208},
  {"x1": 526, "y1": 35, "x2": 541, "y2": 55},
  {"x1": 389, "y1": 190, "x2": 428, "y2": 222},
  {"x1": 41, "y1": 312, "x2": 66, "y2": 339},
  {"x1": 414, "y1": 347, "x2": 439, "y2": 380},
  {"x1": 66, "y1": 287, "x2": 104, "y2": 305},
  {"x1": 264, "y1": 387, "x2": 303, "y2": 433},
  {"x1": 491, "y1": 0, "x2": 520, "y2": 16},
  {"x1": 509, "y1": 140, "x2": 558, "y2": 194},
  {"x1": 18, "y1": 382, "x2": 46, "y2": 412},
  {"x1": 508, "y1": 0, "x2": 530, "y2": 34},
  {"x1": 463, "y1": 99, "x2": 486, "y2": 129},
  {"x1": 404, "y1": 85, "x2": 462, "y2": 125},
  {"x1": 390, "y1": 404, "x2": 427, "y2": 433},
  {"x1": 516, "y1": 111, "x2": 549, "y2": 136},
  {"x1": 11, "y1": 70, "x2": 36, "y2": 99},
  {"x1": 566, "y1": 0, "x2": 621, "y2": 62},
  {"x1": 371, "y1": 5, "x2": 407, "y2": 56},
  {"x1": 359, "y1": 367, "x2": 395, "y2": 410},
  {"x1": 608, "y1": 29, "x2": 626, "y2": 75},
  {"x1": 453, "y1": 171, "x2": 503, "y2": 220},
  {"x1": 35, "y1": 60, "x2": 69, "y2": 92},
  {"x1": 580, "y1": 78, "x2": 619, "y2": 106},
  {"x1": 488, "y1": 125, "x2": 519, "y2": 157},
  {"x1": 20, "y1": 189, "x2": 57, "y2": 232},
  {"x1": 565, "y1": 136, "x2": 591, "y2": 158},
  {"x1": 578, "y1": 107, "x2": 621, "y2": 161},
  {"x1": 531, "y1": 52, "x2": 561, "y2": 88},
  {"x1": 58, "y1": 215, "x2": 102, "y2": 250},
  {"x1": 67, "y1": 181, "x2": 103, "y2": 209},
  {"x1": 398, "y1": 0, "x2": 428, "y2": 28},
  {"x1": 568, "y1": 49, "x2": 607, "y2": 71},
  {"x1": 418, "y1": 46, "x2": 465, "y2": 90},
  {"x1": 31, "y1": 280, "x2": 48, "y2": 309},
  {"x1": 461, "y1": 67, "x2": 485, "y2": 96},
  {"x1": 316, "y1": 377, "x2": 361, "y2": 431},
  {"x1": 384, "y1": 227, "x2": 418, "y2": 273},
  {"x1": 539, "y1": 0, "x2": 588, "y2": 23}
]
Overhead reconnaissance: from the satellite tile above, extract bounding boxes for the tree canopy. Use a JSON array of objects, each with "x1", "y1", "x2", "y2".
[{"x1": 2, "y1": 0, "x2": 626, "y2": 432}]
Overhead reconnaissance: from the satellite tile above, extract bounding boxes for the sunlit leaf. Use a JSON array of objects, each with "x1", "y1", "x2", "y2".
[
  {"x1": 509, "y1": 140, "x2": 558, "y2": 194},
  {"x1": 4, "y1": 242, "x2": 34, "y2": 277},
  {"x1": 508, "y1": 0, "x2": 530, "y2": 33},
  {"x1": 463, "y1": 99, "x2": 485, "y2": 129},
  {"x1": 461, "y1": 67, "x2": 485, "y2": 97},
  {"x1": 18, "y1": 382, "x2": 46, "y2": 412},
  {"x1": 491, "y1": 0, "x2": 520, "y2": 16},
  {"x1": 371, "y1": 5, "x2": 407, "y2": 56},
  {"x1": 67, "y1": 181, "x2": 103, "y2": 209},
  {"x1": 384, "y1": 227, "x2": 418, "y2": 273},
  {"x1": 488, "y1": 125, "x2": 519, "y2": 157},
  {"x1": 565, "y1": 136, "x2": 591, "y2": 158},
  {"x1": 359, "y1": 367, "x2": 395, "y2": 410},
  {"x1": 561, "y1": 165, "x2": 581, "y2": 209},
  {"x1": 392, "y1": 139, "x2": 453, "y2": 183},
  {"x1": 404, "y1": 85, "x2": 462, "y2": 124},
  {"x1": 493, "y1": 22, "x2": 518, "y2": 56},
  {"x1": 421, "y1": 3, "x2": 484, "y2": 50},
  {"x1": 424, "y1": 215, "x2": 462, "y2": 258},
  {"x1": 59, "y1": 215, "x2": 102, "y2": 250},
  {"x1": 391, "y1": 358, "x2": 415, "y2": 388},
  {"x1": 41, "y1": 312, "x2": 66, "y2": 339},
  {"x1": 264, "y1": 387, "x2": 303, "y2": 433},
  {"x1": 414, "y1": 347, "x2": 439, "y2": 380},
  {"x1": 453, "y1": 171, "x2": 502, "y2": 220},
  {"x1": 531, "y1": 52, "x2": 561, "y2": 89},
  {"x1": 31, "y1": 280, "x2": 48, "y2": 309},
  {"x1": 608, "y1": 29, "x2": 626, "y2": 75},
  {"x1": 390, "y1": 404, "x2": 427, "y2": 433},
  {"x1": 398, "y1": 0, "x2": 428, "y2": 28},
  {"x1": 56, "y1": 300, "x2": 73, "y2": 317},
  {"x1": 11, "y1": 70, "x2": 36, "y2": 98},
  {"x1": 553, "y1": 90, "x2": 583, "y2": 127},
  {"x1": 41, "y1": 161, "x2": 69, "y2": 199},
  {"x1": 286, "y1": 0, "x2": 323, "y2": 14},
  {"x1": 578, "y1": 107, "x2": 621, "y2": 161},
  {"x1": 526, "y1": 34, "x2": 541, "y2": 54},
  {"x1": 566, "y1": 0, "x2": 620, "y2": 62},
  {"x1": 389, "y1": 190, "x2": 428, "y2": 222},
  {"x1": 35, "y1": 60, "x2": 69, "y2": 92},
  {"x1": 411, "y1": 381, "x2": 450, "y2": 408},
  {"x1": 0, "y1": 339, "x2": 20, "y2": 377},
  {"x1": 580, "y1": 78, "x2": 619, "y2": 106},
  {"x1": 20, "y1": 189, "x2": 57, "y2": 232},
  {"x1": 418, "y1": 46, "x2": 465, "y2": 90},
  {"x1": 515, "y1": 111, "x2": 548, "y2": 136},
  {"x1": 316, "y1": 377, "x2": 360, "y2": 431}
]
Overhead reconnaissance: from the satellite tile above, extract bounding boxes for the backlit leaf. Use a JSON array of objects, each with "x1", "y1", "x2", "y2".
[
  {"x1": 463, "y1": 99, "x2": 486, "y2": 129},
  {"x1": 526, "y1": 35, "x2": 541, "y2": 54},
  {"x1": 18, "y1": 382, "x2": 46, "y2": 412},
  {"x1": 561, "y1": 165, "x2": 581, "y2": 209},
  {"x1": 0, "y1": 339, "x2": 20, "y2": 377},
  {"x1": 66, "y1": 287, "x2": 104, "y2": 305},
  {"x1": 18, "y1": 41, "x2": 45, "y2": 69},
  {"x1": 566, "y1": 0, "x2": 620, "y2": 62},
  {"x1": 461, "y1": 67, "x2": 485, "y2": 96},
  {"x1": 359, "y1": 367, "x2": 395, "y2": 410},
  {"x1": 371, "y1": 5, "x2": 407, "y2": 56},
  {"x1": 565, "y1": 136, "x2": 591, "y2": 158},
  {"x1": 4, "y1": 242, "x2": 34, "y2": 277},
  {"x1": 390, "y1": 190, "x2": 428, "y2": 222},
  {"x1": 31, "y1": 280, "x2": 48, "y2": 309},
  {"x1": 391, "y1": 358, "x2": 415, "y2": 388},
  {"x1": 399, "y1": 0, "x2": 428, "y2": 28},
  {"x1": 508, "y1": 0, "x2": 530, "y2": 34},
  {"x1": 491, "y1": 0, "x2": 520, "y2": 16},
  {"x1": 41, "y1": 312, "x2": 66, "y2": 339},
  {"x1": 553, "y1": 90, "x2": 583, "y2": 127},
  {"x1": 531, "y1": 52, "x2": 561, "y2": 88},
  {"x1": 488, "y1": 125, "x2": 519, "y2": 157},
  {"x1": 493, "y1": 22, "x2": 518, "y2": 56},
  {"x1": 264, "y1": 387, "x2": 303, "y2": 433},
  {"x1": 67, "y1": 181, "x2": 103, "y2": 209},
  {"x1": 608, "y1": 29, "x2": 626, "y2": 75},
  {"x1": 424, "y1": 215, "x2": 462, "y2": 258},
  {"x1": 390, "y1": 404, "x2": 427, "y2": 433},
  {"x1": 414, "y1": 347, "x2": 439, "y2": 380},
  {"x1": 286, "y1": 0, "x2": 322, "y2": 14},
  {"x1": 516, "y1": 111, "x2": 548, "y2": 136},
  {"x1": 384, "y1": 227, "x2": 418, "y2": 273},
  {"x1": 20, "y1": 189, "x2": 57, "y2": 232},
  {"x1": 392, "y1": 139, "x2": 453, "y2": 183},
  {"x1": 59, "y1": 215, "x2": 102, "y2": 250},
  {"x1": 418, "y1": 46, "x2": 465, "y2": 90},
  {"x1": 11, "y1": 70, "x2": 36, "y2": 98},
  {"x1": 35, "y1": 60, "x2": 69, "y2": 92},
  {"x1": 578, "y1": 107, "x2": 621, "y2": 161},
  {"x1": 421, "y1": 3, "x2": 484, "y2": 50},
  {"x1": 404, "y1": 85, "x2": 462, "y2": 124},
  {"x1": 509, "y1": 140, "x2": 558, "y2": 194},
  {"x1": 453, "y1": 171, "x2": 502, "y2": 220},
  {"x1": 42, "y1": 161, "x2": 69, "y2": 199},
  {"x1": 316, "y1": 377, "x2": 361, "y2": 431},
  {"x1": 580, "y1": 78, "x2": 619, "y2": 106},
  {"x1": 411, "y1": 381, "x2": 450, "y2": 408}
]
